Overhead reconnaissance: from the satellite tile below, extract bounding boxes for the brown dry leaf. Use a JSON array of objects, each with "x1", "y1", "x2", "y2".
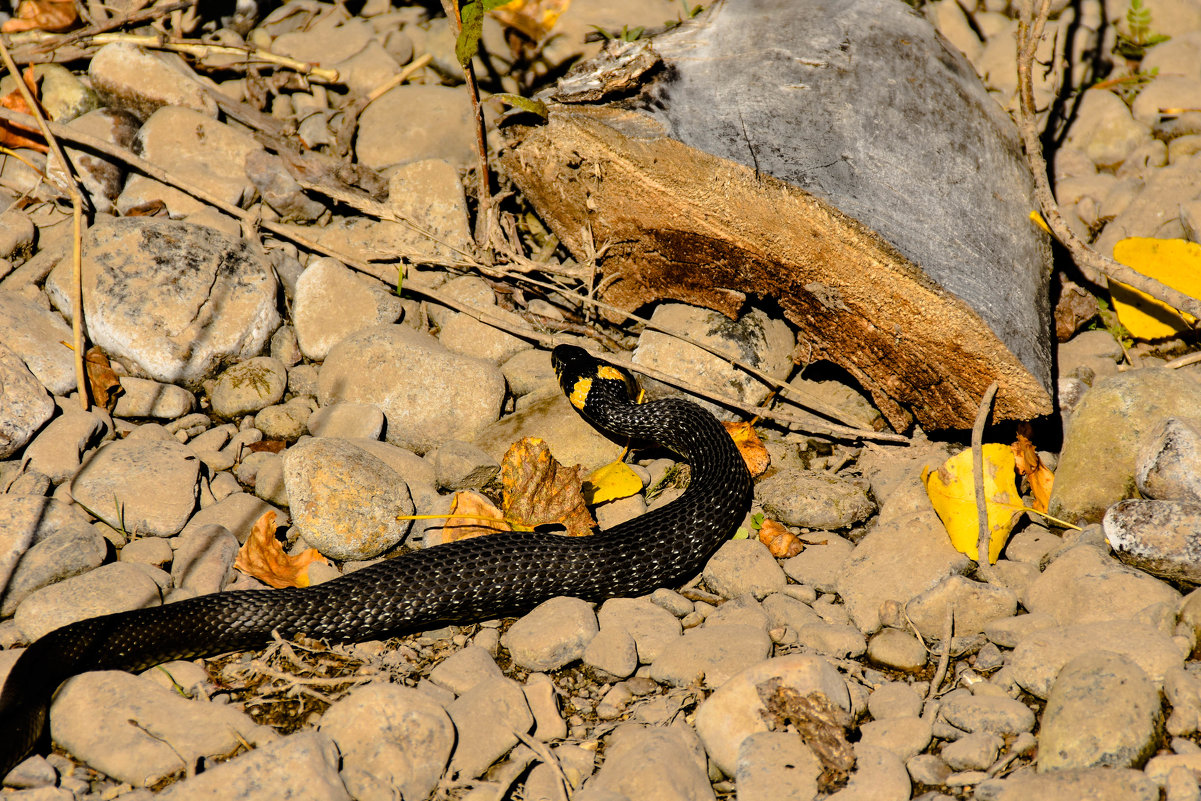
[
  {"x1": 758, "y1": 519, "x2": 803, "y2": 558},
  {"x1": 757, "y1": 679, "x2": 855, "y2": 790},
  {"x1": 441, "y1": 490, "x2": 513, "y2": 543},
  {"x1": 723, "y1": 421, "x2": 770, "y2": 477},
  {"x1": 2, "y1": 0, "x2": 79, "y2": 32},
  {"x1": 1012, "y1": 427, "x2": 1054, "y2": 514},
  {"x1": 502, "y1": 437, "x2": 594, "y2": 536},
  {"x1": 84, "y1": 346, "x2": 123, "y2": 411},
  {"x1": 0, "y1": 68, "x2": 48, "y2": 153},
  {"x1": 234, "y1": 511, "x2": 328, "y2": 589},
  {"x1": 248, "y1": 440, "x2": 286, "y2": 454}
]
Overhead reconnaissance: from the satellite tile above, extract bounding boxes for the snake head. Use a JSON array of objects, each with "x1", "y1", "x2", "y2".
[{"x1": 551, "y1": 345, "x2": 639, "y2": 414}]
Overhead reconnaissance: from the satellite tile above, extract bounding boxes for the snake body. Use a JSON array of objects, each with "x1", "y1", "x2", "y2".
[{"x1": 0, "y1": 345, "x2": 753, "y2": 774}]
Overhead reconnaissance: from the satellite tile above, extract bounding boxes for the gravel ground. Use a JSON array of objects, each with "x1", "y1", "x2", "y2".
[{"x1": 1, "y1": 1, "x2": 1201, "y2": 800}]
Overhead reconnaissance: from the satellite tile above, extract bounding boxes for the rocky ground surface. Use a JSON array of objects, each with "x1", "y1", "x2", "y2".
[{"x1": 1, "y1": 0, "x2": 1201, "y2": 800}]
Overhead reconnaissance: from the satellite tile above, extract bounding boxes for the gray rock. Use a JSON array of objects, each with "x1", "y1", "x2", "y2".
[
  {"x1": 706, "y1": 594, "x2": 770, "y2": 630},
  {"x1": 1104, "y1": 499, "x2": 1201, "y2": 583},
  {"x1": 119, "y1": 536, "x2": 173, "y2": 569},
  {"x1": 0, "y1": 524, "x2": 107, "y2": 616},
  {"x1": 283, "y1": 437, "x2": 412, "y2": 560},
  {"x1": 650, "y1": 587, "x2": 693, "y2": 617},
  {"x1": 597, "y1": 596, "x2": 683, "y2": 665},
  {"x1": 44, "y1": 219, "x2": 279, "y2": 388},
  {"x1": 1038, "y1": 651, "x2": 1160, "y2": 771},
  {"x1": 1023, "y1": 544, "x2": 1180, "y2": 626},
  {"x1": 292, "y1": 258, "x2": 403, "y2": 361},
  {"x1": 1009, "y1": 621, "x2": 1184, "y2": 699},
  {"x1": 762, "y1": 592, "x2": 823, "y2": 633},
  {"x1": 245, "y1": 150, "x2": 326, "y2": 224},
  {"x1": 859, "y1": 715, "x2": 933, "y2": 762},
  {"x1": 702, "y1": 539, "x2": 787, "y2": 600},
  {"x1": 868, "y1": 682, "x2": 924, "y2": 721},
  {"x1": 431, "y1": 440, "x2": 500, "y2": 491},
  {"x1": 446, "y1": 676, "x2": 533, "y2": 780},
  {"x1": 428, "y1": 645, "x2": 503, "y2": 696},
  {"x1": 209, "y1": 357, "x2": 288, "y2": 419},
  {"x1": 0, "y1": 343, "x2": 53, "y2": 459},
  {"x1": 502, "y1": 596, "x2": 598, "y2": 672},
  {"x1": 756, "y1": 469, "x2": 876, "y2": 530},
  {"x1": 0, "y1": 292, "x2": 75, "y2": 395},
  {"x1": 117, "y1": 106, "x2": 263, "y2": 217},
  {"x1": 156, "y1": 731, "x2": 348, "y2": 801},
  {"x1": 307, "y1": 402, "x2": 385, "y2": 440},
  {"x1": 356, "y1": 85, "x2": 477, "y2": 170},
  {"x1": 0, "y1": 495, "x2": 94, "y2": 595},
  {"x1": 22, "y1": 405, "x2": 110, "y2": 484},
  {"x1": 735, "y1": 731, "x2": 821, "y2": 801},
  {"x1": 1136, "y1": 417, "x2": 1201, "y2": 502},
  {"x1": 523, "y1": 673, "x2": 567, "y2": 741},
  {"x1": 904, "y1": 575, "x2": 1017, "y2": 639},
  {"x1": 866, "y1": 628, "x2": 928, "y2": 673},
  {"x1": 1064, "y1": 89, "x2": 1151, "y2": 168},
  {"x1": 991, "y1": 767, "x2": 1159, "y2": 801},
  {"x1": 171, "y1": 524, "x2": 237, "y2": 596},
  {"x1": 939, "y1": 690, "x2": 1036, "y2": 737},
  {"x1": 319, "y1": 683, "x2": 453, "y2": 801},
  {"x1": 319, "y1": 325, "x2": 504, "y2": 454},
  {"x1": 88, "y1": 42, "x2": 218, "y2": 119},
  {"x1": 650, "y1": 623, "x2": 771, "y2": 688},
  {"x1": 14, "y1": 561, "x2": 164, "y2": 641},
  {"x1": 71, "y1": 437, "x2": 200, "y2": 537},
  {"x1": 1049, "y1": 369, "x2": 1201, "y2": 525},
  {"x1": 1003, "y1": 524, "x2": 1061, "y2": 565},
  {"x1": 112, "y1": 376, "x2": 197, "y2": 419},
  {"x1": 825, "y1": 744, "x2": 910, "y2": 801},
  {"x1": 576, "y1": 723, "x2": 714, "y2": 801},
  {"x1": 254, "y1": 400, "x2": 311, "y2": 441},
  {"x1": 906, "y1": 753, "x2": 952, "y2": 786},
  {"x1": 941, "y1": 731, "x2": 1002, "y2": 771},
  {"x1": 797, "y1": 621, "x2": 868, "y2": 660},
  {"x1": 502, "y1": 348, "x2": 558, "y2": 399},
  {"x1": 435, "y1": 276, "x2": 533, "y2": 365},
  {"x1": 51, "y1": 670, "x2": 272, "y2": 787},
  {"x1": 836, "y1": 502, "x2": 971, "y2": 633},
  {"x1": 180, "y1": 492, "x2": 283, "y2": 546},
  {"x1": 0, "y1": 208, "x2": 34, "y2": 259},
  {"x1": 474, "y1": 390, "x2": 624, "y2": 470},
  {"x1": 239, "y1": 452, "x2": 287, "y2": 507},
  {"x1": 633, "y1": 304, "x2": 794, "y2": 410},
  {"x1": 781, "y1": 534, "x2": 855, "y2": 593},
  {"x1": 694, "y1": 653, "x2": 849, "y2": 776},
  {"x1": 582, "y1": 625, "x2": 638, "y2": 679},
  {"x1": 344, "y1": 439, "x2": 440, "y2": 544}
]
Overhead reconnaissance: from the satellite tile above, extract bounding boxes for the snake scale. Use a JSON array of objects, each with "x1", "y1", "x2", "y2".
[{"x1": 0, "y1": 344, "x2": 753, "y2": 775}]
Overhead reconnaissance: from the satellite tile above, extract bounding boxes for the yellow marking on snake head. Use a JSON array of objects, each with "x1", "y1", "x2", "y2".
[
  {"x1": 569, "y1": 377, "x2": 593, "y2": 409},
  {"x1": 597, "y1": 365, "x2": 625, "y2": 381}
]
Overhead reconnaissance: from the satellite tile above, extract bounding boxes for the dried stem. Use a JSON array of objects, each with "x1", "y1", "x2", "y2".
[
  {"x1": 973, "y1": 380, "x2": 1000, "y2": 585},
  {"x1": 1016, "y1": 0, "x2": 1201, "y2": 323}
]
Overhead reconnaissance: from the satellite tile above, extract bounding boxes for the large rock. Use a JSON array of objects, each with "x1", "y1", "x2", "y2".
[
  {"x1": 0, "y1": 343, "x2": 53, "y2": 459},
  {"x1": 45, "y1": 218, "x2": 279, "y2": 388},
  {"x1": 70, "y1": 437, "x2": 201, "y2": 537},
  {"x1": 0, "y1": 292, "x2": 75, "y2": 395}
]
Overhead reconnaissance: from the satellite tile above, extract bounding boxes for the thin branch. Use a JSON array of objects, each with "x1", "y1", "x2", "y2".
[
  {"x1": 1016, "y1": 0, "x2": 1201, "y2": 323},
  {"x1": 0, "y1": 40, "x2": 88, "y2": 410},
  {"x1": 973, "y1": 380, "x2": 999, "y2": 585}
]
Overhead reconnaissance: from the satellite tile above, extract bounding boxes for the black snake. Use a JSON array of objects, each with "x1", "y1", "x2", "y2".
[{"x1": 0, "y1": 344, "x2": 753, "y2": 775}]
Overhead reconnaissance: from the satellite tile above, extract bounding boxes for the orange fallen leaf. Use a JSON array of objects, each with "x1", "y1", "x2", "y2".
[
  {"x1": 248, "y1": 440, "x2": 286, "y2": 454},
  {"x1": 234, "y1": 511, "x2": 328, "y2": 588},
  {"x1": 1012, "y1": 428, "x2": 1054, "y2": 514},
  {"x1": 758, "y1": 518, "x2": 803, "y2": 558},
  {"x1": 491, "y1": 0, "x2": 570, "y2": 41},
  {"x1": 84, "y1": 346, "x2": 123, "y2": 411},
  {"x1": 724, "y1": 421, "x2": 771, "y2": 477},
  {"x1": 0, "y1": 67, "x2": 48, "y2": 153},
  {"x1": 2, "y1": 0, "x2": 79, "y2": 32},
  {"x1": 501, "y1": 437, "x2": 594, "y2": 536},
  {"x1": 442, "y1": 489, "x2": 513, "y2": 543}
]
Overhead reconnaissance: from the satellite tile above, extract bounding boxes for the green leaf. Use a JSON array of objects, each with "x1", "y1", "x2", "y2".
[
  {"x1": 482, "y1": 0, "x2": 519, "y2": 10},
  {"x1": 491, "y1": 93, "x2": 548, "y2": 119},
  {"x1": 733, "y1": 527, "x2": 750, "y2": 540},
  {"x1": 750, "y1": 512, "x2": 764, "y2": 530},
  {"x1": 455, "y1": 1, "x2": 485, "y2": 67}
]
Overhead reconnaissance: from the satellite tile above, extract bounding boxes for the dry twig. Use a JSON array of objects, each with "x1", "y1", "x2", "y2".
[
  {"x1": 972, "y1": 380, "x2": 1000, "y2": 585},
  {"x1": 1016, "y1": 0, "x2": 1201, "y2": 323}
]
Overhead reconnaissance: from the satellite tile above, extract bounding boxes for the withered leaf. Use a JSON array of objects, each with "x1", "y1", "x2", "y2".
[
  {"x1": 758, "y1": 518, "x2": 803, "y2": 558},
  {"x1": 757, "y1": 679, "x2": 855, "y2": 790},
  {"x1": 441, "y1": 490, "x2": 513, "y2": 543},
  {"x1": 1, "y1": 0, "x2": 79, "y2": 32},
  {"x1": 248, "y1": 440, "x2": 286, "y2": 454},
  {"x1": 501, "y1": 436, "x2": 594, "y2": 536},
  {"x1": 0, "y1": 68, "x2": 47, "y2": 152},
  {"x1": 84, "y1": 346, "x2": 123, "y2": 411},
  {"x1": 723, "y1": 421, "x2": 770, "y2": 477},
  {"x1": 1012, "y1": 426, "x2": 1054, "y2": 514},
  {"x1": 234, "y1": 511, "x2": 328, "y2": 589}
]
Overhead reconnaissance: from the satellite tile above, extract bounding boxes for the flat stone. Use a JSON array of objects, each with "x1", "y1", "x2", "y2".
[
  {"x1": 1022, "y1": 544, "x2": 1180, "y2": 626},
  {"x1": 446, "y1": 676, "x2": 533, "y2": 780},
  {"x1": 991, "y1": 767, "x2": 1159, "y2": 801},
  {"x1": 939, "y1": 691, "x2": 1036, "y2": 737},
  {"x1": 781, "y1": 534, "x2": 855, "y2": 593},
  {"x1": 293, "y1": 257, "x2": 403, "y2": 361},
  {"x1": 0, "y1": 523, "x2": 107, "y2": 616},
  {"x1": 0, "y1": 292, "x2": 75, "y2": 395},
  {"x1": 825, "y1": 743, "x2": 910, "y2": 801},
  {"x1": 209, "y1": 357, "x2": 288, "y2": 419},
  {"x1": 1038, "y1": 651, "x2": 1160, "y2": 771},
  {"x1": 1104, "y1": 500, "x2": 1201, "y2": 584},
  {"x1": 308, "y1": 402, "x2": 386, "y2": 441},
  {"x1": 756, "y1": 469, "x2": 876, "y2": 530},
  {"x1": 70, "y1": 437, "x2": 200, "y2": 537},
  {"x1": 904, "y1": 574, "x2": 1017, "y2": 639},
  {"x1": 866, "y1": 628, "x2": 928, "y2": 672},
  {"x1": 356, "y1": 85, "x2": 477, "y2": 170},
  {"x1": 0, "y1": 342, "x2": 53, "y2": 459},
  {"x1": 112, "y1": 376, "x2": 196, "y2": 419},
  {"x1": 859, "y1": 715, "x2": 933, "y2": 762},
  {"x1": 14, "y1": 561, "x2": 163, "y2": 641},
  {"x1": 428, "y1": 644, "x2": 503, "y2": 696},
  {"x1": 1136, "y1": 417, "x2": 1201, "y2": 502},
  {"x1": 88, "y1": 42, "x2": 218, "y2": 119},
  {"x1": 596, "y1": 596, "x2": 682, "y2": 665},
  {"x1": 649, "y1": 623, "x2": 771, "y2": 688},
  {"x1": 702, "y1": 539, "x2": 787, "y2": 600},
  {"x1": 735, "y1": 731, "x2": 821, "y2": 801},
  {"x1": 501, "y1": 596, "x2": 598, "y2": 672},
  {"x1": 575, "y1": 723, "x2": 714, "y2": 801}
]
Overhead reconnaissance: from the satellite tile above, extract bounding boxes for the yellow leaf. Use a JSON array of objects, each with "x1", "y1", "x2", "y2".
[
  {"x1": 582, "y1": 459, "x2": 643, "y2": 504},
  {"x1": 921, "y1": 444, "x2": 1022, "y2": 564},
  {"x1": 1110, "y1": 237, "x2": 1201, "y2": 340},
  {"x1": 723, "y1": 421, "x2": 771, "y2": 477}
]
